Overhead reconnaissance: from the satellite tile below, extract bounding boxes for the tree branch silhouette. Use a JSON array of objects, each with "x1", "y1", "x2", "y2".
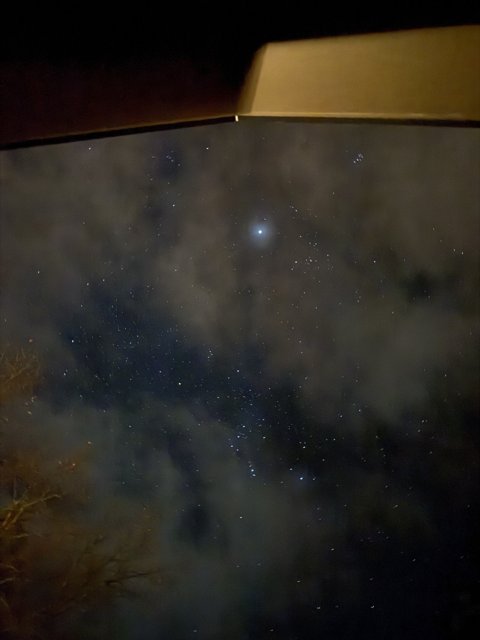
[{"x1": 0, "y1": 347, "x2": 164, "y2": 639}]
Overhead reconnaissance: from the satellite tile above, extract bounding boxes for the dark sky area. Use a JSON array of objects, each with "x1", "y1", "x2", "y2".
[{"x1": 0, "y1": 121, "x2": 479, "y2": 638}]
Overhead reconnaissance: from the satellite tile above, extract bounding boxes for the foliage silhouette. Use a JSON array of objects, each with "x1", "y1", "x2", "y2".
[{"x1": 0, "y1": 348, "x2": 163, "y2": 639}]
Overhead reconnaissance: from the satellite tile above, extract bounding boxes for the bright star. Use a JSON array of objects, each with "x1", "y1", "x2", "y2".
[{"x1": 249, "y1": 221, "x2": 273, "y2": 246}]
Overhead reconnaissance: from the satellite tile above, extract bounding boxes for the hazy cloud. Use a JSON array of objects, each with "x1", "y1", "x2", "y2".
[{"x1": 1, "y1": 121, "x2": 478, "y2": 638}]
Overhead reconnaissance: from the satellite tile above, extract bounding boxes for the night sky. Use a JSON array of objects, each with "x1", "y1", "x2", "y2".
[{"x1": 1, "y1": 121, "x2": 479, "y2": 639}]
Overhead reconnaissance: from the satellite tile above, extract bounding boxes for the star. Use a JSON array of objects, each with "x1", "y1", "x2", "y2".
[{"x1": 249, "y1": 221, "x2": 273, "y2": 246}]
